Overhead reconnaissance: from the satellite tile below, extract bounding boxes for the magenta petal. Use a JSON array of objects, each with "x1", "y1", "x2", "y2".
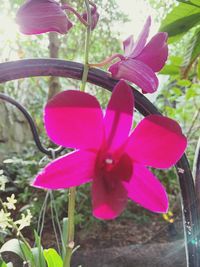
[
  {"x1": 135, "y1": 32, "x2": 168, "y2": 72},
  {"x1": 126, "y1": 115, "x2": 187, "y2": 168},
  {"x1": 16, "y1": 0, "x2": 73, "y2": 35},
  {"x1": 104, "y1": 80, "x2": 134, "y2": 152},
  {"x1": 129, "y1": 16, "x2": 151, "y2": 58},
  {"x1": 33, "y1": 150, "x2": 96, "y2": 189},
  {"x1": 45, "y1": 90, "x2": 104, "y2": 150},
  {"x1": 123, "y1": 35, "x2": 135, "y2": 58},
  {"x1": 92, "y1": 176, "x2": 128, "y2": 220},
  {"x1": 109, "y1": 59, "x2": 158, "y2": 93},
  {"x1": 125, "y1": 163, "x2": 168, "y2": 213}
]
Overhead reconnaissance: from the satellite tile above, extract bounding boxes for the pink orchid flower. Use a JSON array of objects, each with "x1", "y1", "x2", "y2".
[
  {"x1": 16, "y1": 0, "x2": 73, "y2": 35},
  {"x1": 33, "y1": 80, "x2": 186, "y2": 220},
  {"x1": 108, "y1": 17, "x2": 168, "y2": 94}
]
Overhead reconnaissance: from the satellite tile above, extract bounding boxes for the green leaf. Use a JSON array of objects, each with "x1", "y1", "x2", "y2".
[
  {"x1": 34, "y1": 231, "x2": 46, "y2": 267},
  {"x1": 197, "y1": 59, "x2": 200, "y2": 79},
  {"x1": 185, "y1": 85, "x2": 198, "y2": 99},
  {"x1": 20, "y1": 243, "x2": 35, "y2": 266},
  {"x1": 43, "y1": 249, "x2": 63, "y2": 267},
  {"x1": 177, "y1": 0, "x2": 200, "y2": 7},
  {"x1": 182, "y1": 27, "x2": 200, "y2": 69},
  {"x1": 160, "y1": 3, "x2": 200, "y2": 43},
  {"x1": 160, "y1": 56, "x2": 183, "y2": 75},
  {"x1": 177, "y1": 79, "x2": 192, "y2": 86},
  {"x1": 191, "y1": 0, "x2": 200, "y2": 6},
  {"x1": 62, "y1": 217, "x2": 68, "y2": 259},
  {"x1": 0, "y1": 258, "x2": 7, "y2": 267},
  {"x1": 160, "y1": 64, "x2": 180, "y2": 75}
]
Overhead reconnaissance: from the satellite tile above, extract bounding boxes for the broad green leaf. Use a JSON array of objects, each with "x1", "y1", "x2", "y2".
[
  {"x1": 160, "y1": 3, "x2": 200, "y2": 43},
  {"x1": 191, "y1": 0, "x2": 200, "y2": 6},
  {"x1": 43, "y1": 249, "x2": 63, "y2": 267}
]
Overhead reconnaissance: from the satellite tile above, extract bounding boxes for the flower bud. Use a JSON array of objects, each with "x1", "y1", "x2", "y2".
[
  {"x1": 16, "y1": 0, "x2": 73, "y2": 35},
  {"x1": 82, "y1": 5, "x2": 99, "y2": 30}
]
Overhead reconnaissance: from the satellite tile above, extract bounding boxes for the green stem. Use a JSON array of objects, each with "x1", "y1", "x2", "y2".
[
  {"x1": 63, "y1": 2, "x2": 92, "y2": 266},
  {"x1": 63, "y1": 187, "x2": 76, "y2": 267},
  {"x1": 80, "y1": 0, "x2": 92, "y2": 92}
]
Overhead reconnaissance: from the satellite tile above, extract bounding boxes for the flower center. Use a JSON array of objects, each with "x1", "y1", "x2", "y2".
[
  {"x1": 104, "y1": 155, "x2": 115, "y2": 171},
  {"x1": 105, "y1": 157, "x2": 114, "y2": 164},
  {"x1": 95, "y1": 151, "x2": 133, "y2": 193}
]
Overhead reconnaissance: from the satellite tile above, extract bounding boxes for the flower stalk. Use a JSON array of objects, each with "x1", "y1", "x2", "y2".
[
  {"x1": 63, "y1": 187, "x2": 76, "y2": 267},
  {"x1": 80, "y1": 0, "x2": 92, "y2": 91},
  {"x1": 63, "y1": 1, "x2": 92, "y2": 266}
]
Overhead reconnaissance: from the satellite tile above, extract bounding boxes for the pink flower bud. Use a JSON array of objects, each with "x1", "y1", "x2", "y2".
[
  {"x1": 16, "y1": 0, "x2": 73, "y2": 35},
  {"x1": 82, "y1": 6, "x2": 99, "y2": 30}
]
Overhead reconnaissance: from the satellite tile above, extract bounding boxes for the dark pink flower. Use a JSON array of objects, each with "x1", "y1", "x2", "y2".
[
  {"x1": 82, "y1": 5, "x2": 99, "y2": 30},
  {"x1": 108, "y1": 17, "x2": 168, "y2": 94},
  {"x1": 16, "y1": 0, "x2": 73, "y2": 35},
  {"x1": 33, "y1": 80, "x2": 186, "y2": 220}
]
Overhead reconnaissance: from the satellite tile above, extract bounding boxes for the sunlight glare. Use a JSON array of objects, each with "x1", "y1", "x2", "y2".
[
  {"x1": 116, "y1": 0, "x2": 158, "y2": 39},
  {"x1": 0, "y1": 15, "x2": 18, "y2": 43}
]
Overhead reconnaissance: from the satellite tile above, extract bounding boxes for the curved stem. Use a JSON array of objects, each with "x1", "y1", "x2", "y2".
[
  {"x1": 62, "y1": 4, "x2": 89, "y2": 27},
  {"x1": 89, "y1": 53, "x2": 125, "y2": 68},
  {"x1": 88, "y1": 0, "x2": 96, "y2": 10}
]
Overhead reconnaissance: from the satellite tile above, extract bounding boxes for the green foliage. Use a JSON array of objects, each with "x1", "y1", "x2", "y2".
[
  {"x1": 43, "y1": 249, "x2": 63, "y2": 267},
  {"x1": 197, "y1": 59, "x2": 200, "y2": 79},
  {"x1": 177, "y1": 0, "x2": 200, "y2": 7},
  {"x1": 160, "y1": 56, "x2": 182, "y2": 75},
  {"x1": 159, "y1": 1, "x2": 200, "y2": 43},
  {"x1": 0, "y1": 232, "x2": 64, "y2": 267},
  {"x1": 0, "y1": 258, "x2": 8, "y2": 267}
]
